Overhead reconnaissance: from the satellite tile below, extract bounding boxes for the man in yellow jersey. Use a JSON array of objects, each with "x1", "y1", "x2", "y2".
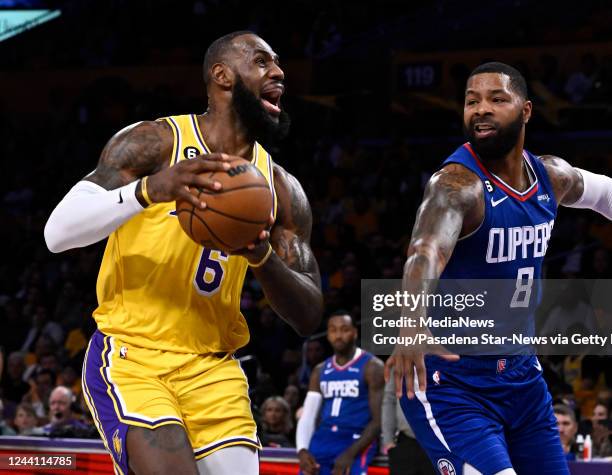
[{"x1": 44, "y1": 31, "x2": 323, "y2": 475}]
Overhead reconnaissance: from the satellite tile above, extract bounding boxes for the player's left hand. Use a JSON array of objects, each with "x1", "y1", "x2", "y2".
[
  {"x1": 229, "y1": 214, "x2": 275, "y2": 264},
  {"x1": 332, "y1": 450, "x2": 354, "y2": 475}
]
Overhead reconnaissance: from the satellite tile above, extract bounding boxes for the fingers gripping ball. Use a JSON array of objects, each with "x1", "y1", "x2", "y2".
[{"x1": 176, "y1": 158, "x2": 273, "y2": 252}]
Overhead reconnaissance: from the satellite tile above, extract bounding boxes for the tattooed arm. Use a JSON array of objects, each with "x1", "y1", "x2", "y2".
[
  {"x1": 541, "y1": 155, "x2": 612, "y2": 220},
  {"x1": 249, "y1": 165, "x2": 323, "y2": 336},
  {"x1": 44, "y1": 120, "x2": 232, "y2": 252},
  {"x1": 384, "y1": 164, "x2": 482, "y2": 397},
  {"x1": 539, "y1": 155, "x2": 584, "y2": 206}
]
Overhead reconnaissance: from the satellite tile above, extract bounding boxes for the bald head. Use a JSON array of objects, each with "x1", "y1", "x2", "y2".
[
  {"x1": 49, "y1": 386, "x2": 73, "y2": 423},
  {"x1": 203, "y1": 30, "x2": 256, "y2": 86}
]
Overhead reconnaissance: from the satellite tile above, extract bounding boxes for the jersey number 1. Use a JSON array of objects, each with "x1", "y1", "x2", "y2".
[
  {"x1": 194, "y1": 248, "x2": 227, "y2": 295},
  {"x1": 330, "y1": 397, "x2": 342, "y2": 417}
]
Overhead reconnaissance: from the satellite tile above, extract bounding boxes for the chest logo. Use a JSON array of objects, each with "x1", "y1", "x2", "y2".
[{"x1": 491, "y1": 196, "x2": 508, "y2": 207}]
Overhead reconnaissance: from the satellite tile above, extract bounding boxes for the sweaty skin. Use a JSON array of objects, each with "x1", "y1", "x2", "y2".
[
  {"x1": 84, "y1": 32, "x2": 323, "y2": 475},
  {"x1": 384, "y1": 72, "x2": 585, "y2": 399}
]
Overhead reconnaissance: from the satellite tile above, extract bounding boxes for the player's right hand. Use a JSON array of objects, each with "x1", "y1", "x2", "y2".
[
  {"x1": 145, "y1": 153, "x2": 234, "y2": 209},
  {"x1": 384, "y1": 327, "x2": 459, "y2": 399},
  {"x1": 298, "y1": 449, "x2": 320, "y2": 475}
]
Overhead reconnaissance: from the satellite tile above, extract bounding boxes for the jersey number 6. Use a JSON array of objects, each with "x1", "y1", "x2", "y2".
[{"x1": 194, "y1": 248, "x2": 228, "y2": 295}]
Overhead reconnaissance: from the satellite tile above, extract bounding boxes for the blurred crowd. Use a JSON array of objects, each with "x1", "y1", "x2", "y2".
[{"x1": 1, "y1": 0, "x2": 612, "y2": 465}]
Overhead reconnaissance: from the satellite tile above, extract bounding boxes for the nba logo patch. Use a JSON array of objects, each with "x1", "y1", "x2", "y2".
[
  {"x1": 119, "y1": 346, "x2": 128, "y2": 359},
  {"x1": 113, "y1": 429, "x2": 122, "y2": 461},
  {"x1": 437, "y1": 458, "x2": 456, "y2": 475},
  {"x1": 433, "y1": 370, "x2": 441, "y2": 385},
  {"x1": 497, "y1": 358, "x2": 507, "y2": 373}
]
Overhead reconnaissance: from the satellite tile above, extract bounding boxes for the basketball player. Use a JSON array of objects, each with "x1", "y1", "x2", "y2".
[
  {"x1": 296, "y1": 311, "x2": 384, "y2": 475},
  {"x1": 385, "y1": 62, "x2": 612, "y2": 474},
  {"x1": 44, "y1": 31, "x2": 323, "y2": 475}
]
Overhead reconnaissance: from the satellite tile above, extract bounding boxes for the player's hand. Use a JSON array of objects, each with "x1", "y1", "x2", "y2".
[
  {"x1": 298, "y1": 449, "x2": 320, "y2": 475},
  {"x1": 384, "y1": 326, "x2": 459, "y2": 399},
  {"x1": 332, "y1": 450, "x2": 354, "y2": 475},
  {"x1": 229, "y1": 213, "x2": 275, "y2": 264},
  {"x1": 145, "y1": 153, "x2": 234, "y2": 208}
]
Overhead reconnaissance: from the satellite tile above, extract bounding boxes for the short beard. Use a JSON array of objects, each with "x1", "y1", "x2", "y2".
[
  {"x1": 464, "y1": 112, "x2": 524, "y2": 161},
  {"x1": 232, "y1": 76, "x2": 290, "y2": 149}
]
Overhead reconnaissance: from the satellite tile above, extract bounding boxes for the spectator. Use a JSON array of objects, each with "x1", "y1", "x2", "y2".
[
  {"x1": 554, "y1": 404, "x2": 578, "y2": 459},
  {"x1": 578, "y1": 400, "x2": 612, "y2": 457},
  {"x1": 22, "y1": 368, "x2": 56, "y2": 419},
  {"x1": 297, "y1": 339, "x2": 326, "y2": 390},
  {"x1": 1, "y1": 351, "x2": 30, "y2": 404},
  {"x1": 382, "y1": 368, "x2": 434, "y2": 475},
  {"x1": 259, "y1": 396, "x2": 294, "y2": 448},
  {"x1": 0, "y1": 399, "x2": 16, "y2": 435},
  {"x1": 20, "y1": 305, "x2": 64, "y2": 353},
  {"x1": 42, "y1": 386, "x2": 88, "y2": 435},
  {"x1": 283, "y1": 384, "x2": 300, "y2": 417},
  {"x1": 13, "y1": 402, "x2": 44, "y2": 435}
]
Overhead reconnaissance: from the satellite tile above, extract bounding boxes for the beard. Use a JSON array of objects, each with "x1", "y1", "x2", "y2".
[
  {"x1": 232, "y1": 75, "x2": 290, "y2": 149},
  {"x1": 463, "y1": 112, "x2": 524, "y2": 161}
]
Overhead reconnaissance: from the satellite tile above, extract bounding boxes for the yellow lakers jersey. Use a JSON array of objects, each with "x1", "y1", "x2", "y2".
[{"x1": 93, "y1": 114, "x2": 277, "y2": 354}]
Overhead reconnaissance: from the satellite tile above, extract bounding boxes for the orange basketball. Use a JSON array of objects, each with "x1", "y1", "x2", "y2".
[{"x1": 176, "y1": 158, "x2": 273, "y2": 252}]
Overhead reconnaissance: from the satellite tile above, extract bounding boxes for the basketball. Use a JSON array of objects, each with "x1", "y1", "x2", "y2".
[{"x1": 176, "y1": 157, "x2": 273, "y2": 251}]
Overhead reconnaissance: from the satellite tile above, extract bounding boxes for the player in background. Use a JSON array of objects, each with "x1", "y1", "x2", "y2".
[
  {"x1": 385, "y1": 62, "x2": 612, "y2": 474},
  {"x1": 297, "y1": 311, "x2": 384, "y2": 475},
  {"x1": 44, "y1": 31, "x2": 322, "y2": 475}
]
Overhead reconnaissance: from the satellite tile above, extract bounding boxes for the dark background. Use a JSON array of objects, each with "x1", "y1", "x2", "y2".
[{"x1": 1, "y1": 0, "x2": 611, "y2": 448}]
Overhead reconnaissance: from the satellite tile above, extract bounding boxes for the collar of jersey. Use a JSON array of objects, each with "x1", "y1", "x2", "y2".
[
  {"x1": 191, "y1": 114, "x2": 257, "y2": 164},
  {"x1": 332, "y1": 347, "x2": 363, "y2": 371},
  {"x1": 464, "y1": 142, "x2": 539, "y2": 202}
]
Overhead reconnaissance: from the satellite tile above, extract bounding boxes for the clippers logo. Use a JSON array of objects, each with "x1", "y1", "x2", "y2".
[
  {"x1": 433, "y1": 370, "x2": 441, "y2": 385},
  {"x1": 119, "y1": 346, "x2": 128, "y2": 359},
  {"x1": 497, "y1": 358, "x2": 507, "y2": 373},
  {"x1": 113, "y1": 429, "x2": 122, "y2": 461},
  {"x1": 437, "y1": 459, "x2": 456, "y2": 475}
]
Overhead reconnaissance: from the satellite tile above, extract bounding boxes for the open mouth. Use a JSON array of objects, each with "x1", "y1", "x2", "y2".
[
  {"x1": 260, "y1": 86, "x2": 283, "y2": 116},
  {"x1": 474, "y1": 123, "x2": 497, "y2": 139}
]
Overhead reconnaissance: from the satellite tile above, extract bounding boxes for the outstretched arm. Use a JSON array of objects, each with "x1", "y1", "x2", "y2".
[
  {"x1": 44, "y1": 120, "x2": 232, "y2": 253},
  {"x1": 249, "y1": 165, "x2": 323, "y2": 336},
  {"x1": 384, "y1": 164, "x2": 482, "y2": 398},
  {"x1": 541, "y1": 155, "x2": 612, "y2": 219}
]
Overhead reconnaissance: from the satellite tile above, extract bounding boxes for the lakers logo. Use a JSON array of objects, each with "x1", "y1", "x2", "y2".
[{"x1": 113, "y1": 429, "x2": 122, "y2": 461}]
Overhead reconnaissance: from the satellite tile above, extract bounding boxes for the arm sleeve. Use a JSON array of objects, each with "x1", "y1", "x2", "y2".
[
  {"x1": 565, "y1": 168, "x2": 612, "y2": 220},
  {"x1": 295, "y1": 391, "x2": 323, "y2": 451},
  {"x1": 44, "y1": 180, "x2": 144, "y2": 253}
]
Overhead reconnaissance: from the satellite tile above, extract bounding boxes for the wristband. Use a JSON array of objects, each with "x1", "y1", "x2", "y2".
[
  {"x1": 140, "y1": 176, "x2": 154, "y2": 206},
  {"x1": 249, "y1": 243, "x2": 273, "y2": 268}
]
